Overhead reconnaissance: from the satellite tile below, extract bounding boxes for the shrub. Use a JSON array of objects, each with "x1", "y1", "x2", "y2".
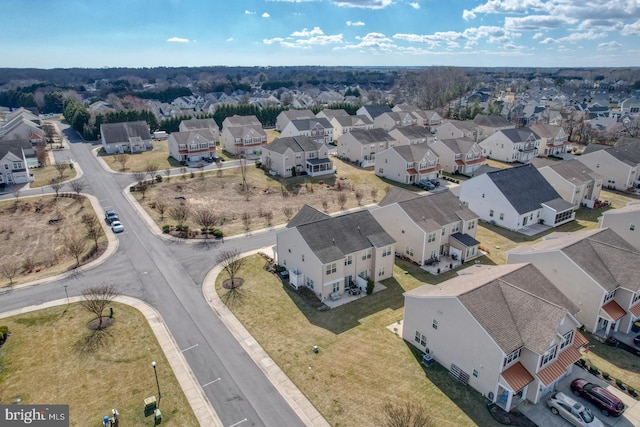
[
  {"x1": 162, "y1": 224, "x2": 172, "y2": 233},
  {"x1": 602, "y1": 372, "x2": 610, "y2": 380},
  {"x1": 589, "y1": 366, "x2": 600, "y2": 375},
  {"x1": 616, "y1": 379, "x2": 624, "y2": 388},
  {"x1": 155, "y1": 174, "x2": 162, "y2": 183},
  {"x1": 628, "y1": 387, "x2": 637, "y2": 396},
  {"x1": 0, "y1": 325, "x2": 9, "y2": 344},
  {"x1": 577, "y1": 359, "x2": 587, "y2": 368},
  {"x1": 213, "y1": 229, "x2": 224, "y2": 239},
  {"x1": 366, "y1": 277, "x2": 375, "y2": 295}
]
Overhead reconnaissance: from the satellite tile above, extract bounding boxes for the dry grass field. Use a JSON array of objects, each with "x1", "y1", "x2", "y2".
[
  {"x1": 0, "y1": 196, "x2": 106, "y2": 288},
  {"x1": 29, "y1": 163, "x2": 78, "y2": 188},
  {"x1": 216, "y1": 255, "x2": 502, "y2": 427},
  {"x1": 0, "y1": 302, "x2": 198, "y2": 427},
  {"x1": 137, "y1": 157, "x2": 402, "y2": 237},
  {"x1": 99, "y1": 140, "x2": 180, "y2": 172}
]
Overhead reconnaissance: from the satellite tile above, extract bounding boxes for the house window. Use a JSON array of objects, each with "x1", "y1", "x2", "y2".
[
  {"x1": 499, "y1": 213, "x2": 504, "y2": 220},
  {"x1": 540, "y1": 345, "x2": 557, "y2": 368},
  {"x1": 467, "y1": 221, "x2": 475, "y2": 230},
  {"x1": 503, "y1": 348, "x2": 521, "y2": 367},
  {"x1": 633, "y1": 292, "x2": 640, "y2": 304},
  {"x1": 406, "y1": 246, "x2": 414, "y2": 256},
  {"x1": 382, "y1": 246, "x2": 392, "y2": 257},
  {"x1": 378, "y1": 168, "x2": 384, "y2": 174},
  {"x1": 473, "y1": 369, "x2": 479, "y2": 378},
  {"x1": 306, "y1": 277, "x2": 314, "y2": 289},
  {"x1": 302, "y1": 254, "x2": 305, "y2": 262},
  {"x1": 362, "y1": 249, "x2": 372, "y2": 260},
  {"x1": 432, "y1": 319, "x2": 438, "y2": 330},
  {"x1": 345, "y1": 255, "x2": 353, "y2": 265},
  {"x1": 427, "y1": 233, "x2": 436, "y2": 243},
  {"x1": 489, "y1": 210, "x2": 494, "y2": 217},
  {"x1": 401, "y1": 227, "x2": 405, "y2": 234},
  {"x1": 414, "y1": 331, "x2": 426, "y2": 346},
  {"x1": 441, "y1": 228, "x2": 446, "y2": 236},
  {"x1": 332, "y1": 282, "x2": 340, "y2": 293},
  {"x1": 326, "y1": 263, "x2": 337, "y2": 275},
  {"x1": 482, "y1": 193, "x2": 485, "y2": 198},
  {"x1": 4, "y1": 164, "x2": 7, "y2": 169},
  {"x1": 631, "y1": 224, "x2": 636, "y2": 231},
  {"x1": 560, "y1": 330, "x2": 573, "y2": 349},
  {"x1": 378, "y1": 266, "x2": 385, "y2": 277},
  {"x1": 603, "y1": 289, "x2": 616, "y2": 304}
]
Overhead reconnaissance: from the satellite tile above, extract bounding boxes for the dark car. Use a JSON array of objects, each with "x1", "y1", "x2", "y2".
[{"x1": 570, "y1": 378, "x2": 626, "y2": 417}]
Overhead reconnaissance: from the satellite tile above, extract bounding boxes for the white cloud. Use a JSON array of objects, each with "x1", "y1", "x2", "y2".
[
  {"x1": 557, "y1": 30, "x2": 606, "y2": 43},
  {"x1": 336, "y1": 32, "x2": 396, "y2": 50},
  {"x1": 393, "y1": 25, "x2": 518, "y2": 49},
  {"x1": 462, "y1": 10, "x2": 476, "y2": 21},
  {"x1": 291, "y1": 27, "x2": 324, "y2": 37},
  {"x1": 331, "y1": 0, "x2": 393, "y2": 9},
  {"x1": 532, "y1": 32, "x2": 544, "y2": 40},
  {"x1": 598, "y1": 40, "x2": 622, "y2": 49},
  {"x1": 505, "y1": 15, "x2": 577, "y2": 30},
  {"x1": 167, "y1": 37, "x2": 189, "y2": 43},
  {"x1": 263, "y1": 37, "x2": 284, "y2": 45},
  {"x1": 262, "y1": 12, "x2": 271, "y2": 18},
  {"x1": 539, "y1": 37, "x2": 558, "y2": 44},
  {"x1": 226, "y1": 37, "x2": 234, "y2": 42},
  {"x1": 346, "y1": 20, "x2": 365, "y2": 26},
  {"x1": 264, "y1": 27, "x2": 343, "y2": 48},
  {"x1": 409, "y1": 2, "x2": 420, "y2": 9},
  {"x1": 621, "y1": 19, "x2": 640, "y2": 35},
  {"x1": 245, "y1": 10, "x2": 255, "y2": 15}
]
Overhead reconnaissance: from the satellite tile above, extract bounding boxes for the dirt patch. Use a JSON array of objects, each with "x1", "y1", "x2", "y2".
[
  {"x1": 86, "y1": 316, "x2": 115, "y2": 331},
  {"x1": 222, "y1": 278, "x2": 244, "y2": 289}
]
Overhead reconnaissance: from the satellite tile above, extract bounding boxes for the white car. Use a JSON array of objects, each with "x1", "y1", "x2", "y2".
[
  {"x1": 547, "y1": 391, "x2": 604, "y2": 427},
  {"x1": 111, "y1": 220, "x2": 124, "y2": 233}
]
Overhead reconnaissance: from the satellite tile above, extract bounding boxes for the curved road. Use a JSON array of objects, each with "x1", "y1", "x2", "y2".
[{"x1": 0, "y1": 122, "x2": 305, "y2": 427}]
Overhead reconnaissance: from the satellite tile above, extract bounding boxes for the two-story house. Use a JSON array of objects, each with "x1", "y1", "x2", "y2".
[
  {"x1": 356, "y1": 105, "x2": 393, "y2": 122},
  {"x1": 392, "y1": 105, "x2": 442, "y2": 129},
  {"x1": 315, "y1": 109, "x2": 349, "y2": 121},
  {"x1": 0, "y1": 110, "x2": 44, "y2": 143},
  {"x1": 220, "y1": 115, "x2": 267, "y2": 159},
  {"x1": 168, "y1": 129, "x2": 217, "y2": 162},
  {"x1": 280, "y1": 118, "x2": 334, "y2": 145},
  {"x1": 0, "y1": 139, "x2": 36, "y2": 184},
  {"x1": 576, "y1": 142, "x2": 640, "y2": 191},
  {"x1": 372, "y1": 187, "x2": 481, "y2": 267},
  {"x1": 529, "y1": 123, "x2": 569, "y2": 157},
  {"x1": 403, "y1": 263, "x2": 586, "y2": 411},
  {"x1": 275, "y1": 109, "x2": 316, "y2": 132},
  {"x1": 375, "y1": 143, "x2": 440, "y2": 185},
  {"x1": 473, "y1": 114, "x2": 513, "y2": 140},
  {"x1": 428, "y1": 138, "x2": 484, "y2": 176},
  {"x1": 100, "y1": 121, "x2": 152, "y2": 154},
  {"x1": 388, "y1": 126, "x2": 432, "y2": 146},
  {"x1": 329, "y1": 115, "x2": 374, "y2": 141},
  {"x1": 373, "y1": 111, "x2": 417, "y2": 131},
  {"x1": 458, "y1": 164, "x2": 575, "y2": 232},
  {"x1": 178, "y1": 118, "x2": 220, "y2": 138},
  {"x1": 261, "y1": 136, "x2": 333, "y2": 178},
  {"x1": 337, "y1": 128, "x2": 396, "y2": 167},
  {"x1": 433, "y1": 122, "x2": 465, "y2": 141},
  {"x1": 479, "y1": 128, "x2": 541, "y2": 163},
  {"x1": 276, "y1": 205, "x2": 396, "y2": 301},
  {"x1": 508, "y1": 228, "x2": 640, "y2": 336},
  {"x1": 535, "y1": 159, "x2": 603, "y2": 209},
  {"x1": 598, "y1": 204, "x2": 640, "y2": 251}
]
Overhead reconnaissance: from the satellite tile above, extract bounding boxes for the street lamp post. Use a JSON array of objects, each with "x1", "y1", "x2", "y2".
[{"x1": 152, "y1": 361, "x2": 161, "y2": 406}]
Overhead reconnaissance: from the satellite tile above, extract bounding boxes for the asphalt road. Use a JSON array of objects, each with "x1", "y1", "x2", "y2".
[{"x1": 0, "y1": 123, "x2": 304, "y2": 427}]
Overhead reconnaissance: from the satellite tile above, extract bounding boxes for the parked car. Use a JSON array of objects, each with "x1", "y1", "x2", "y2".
[
  {"x1": 571, "y1": 378, "x2": 626, "y2": 417},
  {"x1": 104, "y1": 209, "x2": 119, "y2": 225},
  {"x1": 430, "y1": 179, "x2": 441, "y2": 187},
  {"x1": 547, "y1": 391, "x2": 604, "y2": 427},
  {"x1": 417, "y1": 180, "x2": 434, "y2": 190},
  {"x1": 111, "y1": 220, "x2": 124, "y2": 233}
]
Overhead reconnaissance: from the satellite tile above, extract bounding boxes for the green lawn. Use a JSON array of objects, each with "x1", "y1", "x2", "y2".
[{"x1": 0, "y1": 303, "x2": 198, "y2": 427}]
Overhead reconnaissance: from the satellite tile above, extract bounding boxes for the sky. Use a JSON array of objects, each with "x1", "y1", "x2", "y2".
[{"x1": 1, "y1": 0, "x2": 640, "y2": 69}]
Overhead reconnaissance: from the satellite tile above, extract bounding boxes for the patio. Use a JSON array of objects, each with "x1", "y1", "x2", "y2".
[
  {"x1": 323, "y1": 282, "x2": 387, "y2": 309},
  {"x1": 420, "y1": 254, "x2": 462, "y2": 275}
]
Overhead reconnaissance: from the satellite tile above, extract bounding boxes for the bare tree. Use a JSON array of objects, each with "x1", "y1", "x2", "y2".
[
  {"x1": 355, "y1": 189, "x2": 364, "y2": 206},
  {"x1": 322, "y1": 199, "x2": 329, "y2": 212},
  {"x1": 69, "y1": 179, "x2": 86, "y2": 198},
  {"x1": 51, "y1": 181, "x2": 64, "y2": 197},
  {"x1": 13, "y1": 188, "x2": 21, "y2": 205},
  {"x1": 145, "y1": 162, "x2": 159, "y2": 183},
  {"x1": 42, "y1": 122, "x2": 59, "y2": 149},
  {"x1": 81, "y1": 213, "x2": 102, "y2": 252},
  {"x1": 168, "y1": 203, "x2": 191, "y2": 236},
  {"x1": 337, "y1": 193, "x2": 348, "y2": 210},
  {"x1": 155, "y1": 199, "x2": 167, "y2": 221},
  {"x1": 241, "y1": 212, "x2": 252, "y2": 231},
  {"x1": 1, "y1": 258, "x2": 20, "y2": 286},
  {"x1": 180, "y1": 166, "x2": 188, "y2": 180},
  {"x1": 283, "y1": 206, "x2": 293, "y2": 221},
  {"x1": 216, "y1": 248, "x2": 246, "y2": 288},
  {"x1": 216, "y1": 162, "x2": 223, "y2": 180},
  {"x1": 113, "y1": 153, "x2": 129, "y2": 171},
  {"x1": 239, "y1": 157, "x2": 249, "y2": 192},
  {"x1": 265, "y1": 210, "x2": 274, "y2": 227},
  {"x1": 133, "y1": 171, "x2": 146, "y2": 185},
  {"x1": 80, "y1": 284, "x2": 118, "y2": 330},
  {"x1": 164, "y1": 168, "x2": 171, "y2": 182},
  {"x1": 64, "y1": 233, "x2": 87, "y2": 267},
  {"x1": 371, "y1": 188, "x2": 379, "y2": 202},
  {"x1": 376, "y1": 402, "x2": 433, "y2": 427},
  {"x1": 35, "y1": 141, "x2": 48, "y2": 167},
  {"x1": 54, "y1": 162, "x2": 67, "y2": 179},
  {"x1": 137, "y1": 181, "x2": 149, "y2": 200},
  {"x1": 192, "y1": 207, "x2": 218, "y2": 240}
]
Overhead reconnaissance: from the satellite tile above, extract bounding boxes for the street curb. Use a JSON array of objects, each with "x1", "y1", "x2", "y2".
[
  {"x1": 0, "y1": 295, "x2": 222, "y2": 427},
  {"x1": 203, "y1": 249, "x2": 330, "y2": 427}
]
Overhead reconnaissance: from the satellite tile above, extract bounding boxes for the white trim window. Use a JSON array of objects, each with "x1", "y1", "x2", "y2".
[
  {"x1": 325, "y1": 263, "x2": 337, "y2": 275},
  {"x1": 560, "y1": 330, "x2": 573, "y2": 350},
  {"x1": 503, "y1": 348, "x2": 521, "y2": 367},
  {"x1": 540, "y1": 345, "x2": 557, "y2": 368}
]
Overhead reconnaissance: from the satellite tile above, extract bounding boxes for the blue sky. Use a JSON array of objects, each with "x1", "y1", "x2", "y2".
[{"x1": 2, "y1": 0, "x2": 640, "y2": 68}]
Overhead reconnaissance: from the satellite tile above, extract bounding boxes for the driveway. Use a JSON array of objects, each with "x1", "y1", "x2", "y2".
[{"x1": 518, "y1": 368, "x2": 640, "y2": 427}]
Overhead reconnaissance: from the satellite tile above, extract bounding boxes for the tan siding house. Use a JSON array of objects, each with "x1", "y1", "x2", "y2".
[
  {"x1": 261, "y1": 136, "x2": 333, "y2": 178},
  {"x1": 375, "y1": 143, "x2": 440, "y2": 185}
]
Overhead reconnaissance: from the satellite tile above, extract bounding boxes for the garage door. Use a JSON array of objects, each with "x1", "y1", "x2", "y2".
[{"x1": 190, "y1": 155, "x2": 201, "y2": 162}]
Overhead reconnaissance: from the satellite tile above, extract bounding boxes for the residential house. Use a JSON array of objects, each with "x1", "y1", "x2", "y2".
[
  {"x1": 388, "y1": 126, "x2": 432, "y2": 146},
  {"x1": 0, "y1": 139, "x2": 35, "y2": 184},
  {"x1": 275, "y1": 109, "x2": 315, "y2": 131},
  {"x1": 261, "y1": 136, "x2": 333, "y2": 178},
  {"x1": 221, "y1": 114, "x2": 262, "y2": 129},
  {"x1": 276, "y1": 205, "x2": 396, "y2": 301},
  {"x1": 576, "y1": 142, "x2": 640, "y2": 191},
  {"x1": 375, "y1": 143, "x2": 440, "y2": 185},
  {"x1": 0, "y1": 111, "x2": 43, "y2": 143},
  {"x1": 100, "y1": 121, "x2": 152, "y2": 154},
  {"x1": 479, "y1": 128, "x2": 541, "y2": 163},
  {"x1": 619, "y1": 98, "x2": 640, "y2": 115},
  {"x1": 457, "y1": 164, "x2": 575, "y2": 232},
  {"x1": 598, "y1": 204, "x2": 640, "y2": 251},
  {"x1": 508, "y1": 228, "x2": 640, "y2": 336},
  {"x1": 428, "y1": 138, "x2": 484, "y2": 176},
  {"x1": 373, "y1": 111, "x2": 417, "y2": 131},
  {"x1": 168, "y1": 129, "x2": 217, "y2": 162},
  {"x1": 337, "y1": 128, "x2": 395, "y2": 167},
  {"x1": 329, "y1": 115, "x2": 374, "y2": 141},
  {"x1": 392, "y1": 105, "x2": 442, "y2": 128},
  {"x1": 433, "y1": 122, "x2": 465, "y2": 141},
  {"x1": 280, "y1": 117, "x2": 334, "y2": 144},
  {"x1": 403, "y1": 263, "x2": 586, "y2": 411},
  {"x1": 316, "y1": 109, "x2": 350, "y2": 121},
  {"x1": 535, "y1": 159, "x2": 603, "y2": 209},
  {"x1": 356, "y1": 105, "x2": 393, "y2": 122},
  {"x1": 220, "y1": 125, "x2": 267, "y2": 159},
  {"x1": 372, "y1": 187, "x2": 480, "y2": 266},
  {"x1": 178, "y1": 118, "x2": 220, "y2": 138},
  {"x1": 529, "y1": 123, "x2": 569, "y2": 156}
]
